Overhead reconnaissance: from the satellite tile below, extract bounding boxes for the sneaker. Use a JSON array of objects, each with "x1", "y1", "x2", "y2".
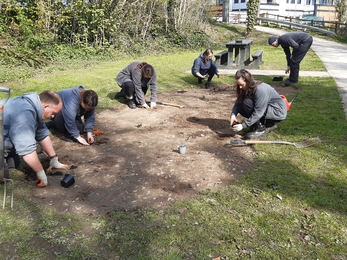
[
  {"x1": 246, "y1": 121, "x2": 266, "y2": 139},
  {"x1": 127, "y1": 99, "x2": 137, "y2": 109},
  {"x1": 284, "y1": 80, "x2": 298, "y2": 86},
  {"x1": 205, "y1": 82, "x2": 210, "y2": 89},
  {"x1": 114, "y1": 90, "x2": 126, "y2": 99}
]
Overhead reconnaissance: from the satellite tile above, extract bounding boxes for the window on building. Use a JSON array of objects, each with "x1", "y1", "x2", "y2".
[
  {"x1": 297, "y1": 0, "x2": 301, "y2": 4},
  {"x1": 306, "y1": 0, "x2": 310, "y2": 4},
  {"x1": 234, "y1": 0, "x2": 239, "y2": 3},
  {"x1": 291, "y1": 0, "x2": 295, "y2": 3},
  {"x1": 241, "y1": 0, "x2": 245, "y2": 2}
]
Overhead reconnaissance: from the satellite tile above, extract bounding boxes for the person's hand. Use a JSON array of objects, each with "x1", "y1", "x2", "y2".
[
  {"x1": 285, "y1": 66, "x2": 290, "y2": 74},
  {"x1": 138, "y1": 103, "x2": 150, "y2": 109},
  {"x1": 47, "y1": 156, "x2": 69, "y2": 172},
  {"x1": 232, "y1": 124, "x2": 243, "y2": 132},
  {"x1": 87, "y1": 132, "x2": 95, "y2": 144},
  {"x1": 150, "y1": 102, "x2": 156, "y2": 108},
  {"x1": 36, "y1": 170, "x2": 47, "y2": 188},
  {"x1": 217, "y1": 73, "x2": 220, "y2": 78},
  {"x1": 230, "y1": 114, "x2": 236, "y2": 127},
  {"x1": 76, "y1": 136, "x2": 90, "y2": 145}
]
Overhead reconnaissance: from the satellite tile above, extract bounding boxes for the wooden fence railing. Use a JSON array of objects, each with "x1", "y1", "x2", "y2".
[{"x1": 259, "y1": 13, "x2": 347, "y2": 36}]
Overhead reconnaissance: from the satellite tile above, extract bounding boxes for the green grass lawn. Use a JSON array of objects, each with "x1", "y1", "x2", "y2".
[{"x1": 1, "y1": 23, "x2": 347, "y2": 259}]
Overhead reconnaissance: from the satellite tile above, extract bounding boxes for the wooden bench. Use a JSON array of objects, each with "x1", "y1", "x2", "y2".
[
  {"x1": 251, "y1": 50, "x2": 264, "y2": 68},
  {"x1": 214, "y1": 50, "x2": 228, "y2": 66}
]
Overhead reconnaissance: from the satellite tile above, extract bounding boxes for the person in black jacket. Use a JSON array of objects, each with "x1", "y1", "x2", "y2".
[
  {"x1": 230, "y1": 69, "x2": 287, "y2": 139},
  {"x1": 268, "y1": 32, "x2": 313, "y2": 86},
  {"x1": 114, "y1": 62, "x2": 158, "y2": 109}
]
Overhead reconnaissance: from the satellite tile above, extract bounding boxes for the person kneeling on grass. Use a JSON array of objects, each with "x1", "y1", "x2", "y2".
[
  {"x1": 191, "y1": 48, "x2": 220, "y2": 89},
  {"x1": 230, "y1": 69, "x2": 287, "y2": 139},
  {"x1": 114, "y1": 62, "x2": 157, "y2": 109}
]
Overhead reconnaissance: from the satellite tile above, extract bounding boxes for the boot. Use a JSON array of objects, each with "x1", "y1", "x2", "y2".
[
  {"x1": 205, "y1": 81, "x2": 210, "y2": 89},
  {"x1": 114, "y1": 90, "x2": 126, "y2": 99},
  {"x1": 246, "y1": 121, "x2": 266, "y2": 139},
  {"x1": 127, "y1": 99, "x2": 137, "y2": 109}
]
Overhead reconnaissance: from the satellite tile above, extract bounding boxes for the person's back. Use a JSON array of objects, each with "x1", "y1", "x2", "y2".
[{"x1": 4, "y1": 93, "x2": 45, "y2": 156}]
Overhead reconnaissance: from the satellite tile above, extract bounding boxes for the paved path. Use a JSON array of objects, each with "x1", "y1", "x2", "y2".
[{"x1": 254, "y1": 26, "x2": 347, "y2": 118}]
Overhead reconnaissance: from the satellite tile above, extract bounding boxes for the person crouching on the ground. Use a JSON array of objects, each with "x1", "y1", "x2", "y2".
[
  {"x1": 4, "y1": 91, "x2": 69, "y2": 188},
  {"x1": 46, "y1": 86, "x2": 98, "y2": 146},
  {"x1": 114, "y1": 62, "x2": 157, "y2": 109},
  {"x1": 191, "y1": 48, "x2": 220, "y2": 89},
  {"x1": 268, "y1": 32, "x2": 313, "y2": 86},
  {"x1": 230, "y1": 69, "x2": 287, "y2": 139}
]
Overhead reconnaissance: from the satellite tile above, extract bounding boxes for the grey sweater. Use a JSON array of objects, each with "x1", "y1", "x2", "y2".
[{"x1": 232, "y1": 82, "x2": 287, "y2": 128}]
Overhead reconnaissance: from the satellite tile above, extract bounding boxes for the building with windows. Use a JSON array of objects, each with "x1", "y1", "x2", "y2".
[{"x1": 217, "y1": 0, "x2": 337, "y2": 22}]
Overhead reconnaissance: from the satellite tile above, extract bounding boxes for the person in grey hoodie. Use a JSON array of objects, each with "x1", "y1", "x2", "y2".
[
  {"x1": 230, "y1": 69, "x2": 287, "y2": 139},
  {"x1": 114, "y1": 62, "x2": 157, "y2": 109},
  {"x1": 191, "y1": 48, "x2": 220, "y2": 89},
  {"x1": 4, "y1": 91, "x2": 69, "y2": 188},
  {"x1": 46, "y1": 86, "x2": 98, "y2": 146}
]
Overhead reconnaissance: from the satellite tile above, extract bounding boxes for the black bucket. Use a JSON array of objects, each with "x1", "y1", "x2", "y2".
[{"x1": 61, "y1": 174, "x2": 75, "y2": 188}]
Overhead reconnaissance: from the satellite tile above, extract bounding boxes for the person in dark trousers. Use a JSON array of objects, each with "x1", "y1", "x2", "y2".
[
  {"x1": 4, "y1": 91, "x2": 69, "y2": 188},
  {"x1": 46, "y1": 86, "x2": 99, "y2": 145},
  {"x1": 191, "y1": 48, "x2": 220, "y2": 89},
  {"x1": 230, "y1": 69, "x2": 287, "y2": 139},
  {"x1": 114, "y1": 62, "x2": 157, "y2": 109},
  {"x1": 268, "y1": 32, "x2": 313, "y2": 86}
]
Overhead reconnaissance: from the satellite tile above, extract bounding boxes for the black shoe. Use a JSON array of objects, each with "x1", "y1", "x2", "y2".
[
  {"x1": 115, "y1": 90, "x2": 126, "y2": 99},
  {"x1": 198, "y1": 78, "x2": 202, "y2": 84},
  {"x1": 205, "y1": 82, "x2": 210, "y2": 89},
  {"x1": 127, "y1": 99, "x2": 137, "y2": 109},
  {"x1": 284, "y1": 80, "x2": 298, "y2": 86},
  {"x1": 246, "y1": 121, "x2": 266, "y2": 139}
]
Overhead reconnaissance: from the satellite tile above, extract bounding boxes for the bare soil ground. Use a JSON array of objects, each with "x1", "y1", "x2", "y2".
[{"x1": 20, "y1": 83, "x2": 297, "y2": 216}]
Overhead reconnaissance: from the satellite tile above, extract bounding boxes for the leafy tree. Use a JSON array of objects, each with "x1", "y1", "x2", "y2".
[{"x1": 335, "y1": 0, "x2": 347, "y2": 23}]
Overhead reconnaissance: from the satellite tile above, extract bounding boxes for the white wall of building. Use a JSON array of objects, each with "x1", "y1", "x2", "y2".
[{"x1": 227, "y1": 0, "x2": 316, "y2": 19}]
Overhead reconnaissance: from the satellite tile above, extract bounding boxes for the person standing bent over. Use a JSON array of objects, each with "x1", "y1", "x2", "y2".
[
  {"x1": 114, "y1": 62, "x2": 157, "y2": 109},
  {"x1": 191, "y1": 48, "x2": 220, "y2": 89},
  {"x1": 4, "y1": 91, "x2": 69, "y2": 187},
  {"x1": 268, "y1": 32, "x2": 313, "y2": 86},
  {"x1": 230, "y1": 69, "x2": 287, "y2": 139},
  {"x1": 46, "y1": 86, "x2": 98, "y2": 145}
]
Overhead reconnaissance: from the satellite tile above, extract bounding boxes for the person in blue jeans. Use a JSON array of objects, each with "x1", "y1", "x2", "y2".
[
  {"x1": 191, "y1": 48, "x2": 220, "y2": 89},
  {"x1": 268, "y1": 32, "x2": 313, "y2": 86}
]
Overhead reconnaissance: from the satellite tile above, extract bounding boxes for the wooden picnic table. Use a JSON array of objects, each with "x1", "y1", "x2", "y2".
[{"x1": 226, "y1": 40, "x2": 253, "y2": 67}]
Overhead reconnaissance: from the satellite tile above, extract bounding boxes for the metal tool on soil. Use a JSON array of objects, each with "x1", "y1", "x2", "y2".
[
  {"x1": 0, "y1": 87, "x2": 12, "y2": 209},
  {"x1": 230, "y1": 137, "x2": 321, "y2": 149}
]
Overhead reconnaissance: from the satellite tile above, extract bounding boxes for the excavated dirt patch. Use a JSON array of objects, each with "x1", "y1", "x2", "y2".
[{"x1": 18, "y1": 84, "x2": 297, "y2": 216}]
